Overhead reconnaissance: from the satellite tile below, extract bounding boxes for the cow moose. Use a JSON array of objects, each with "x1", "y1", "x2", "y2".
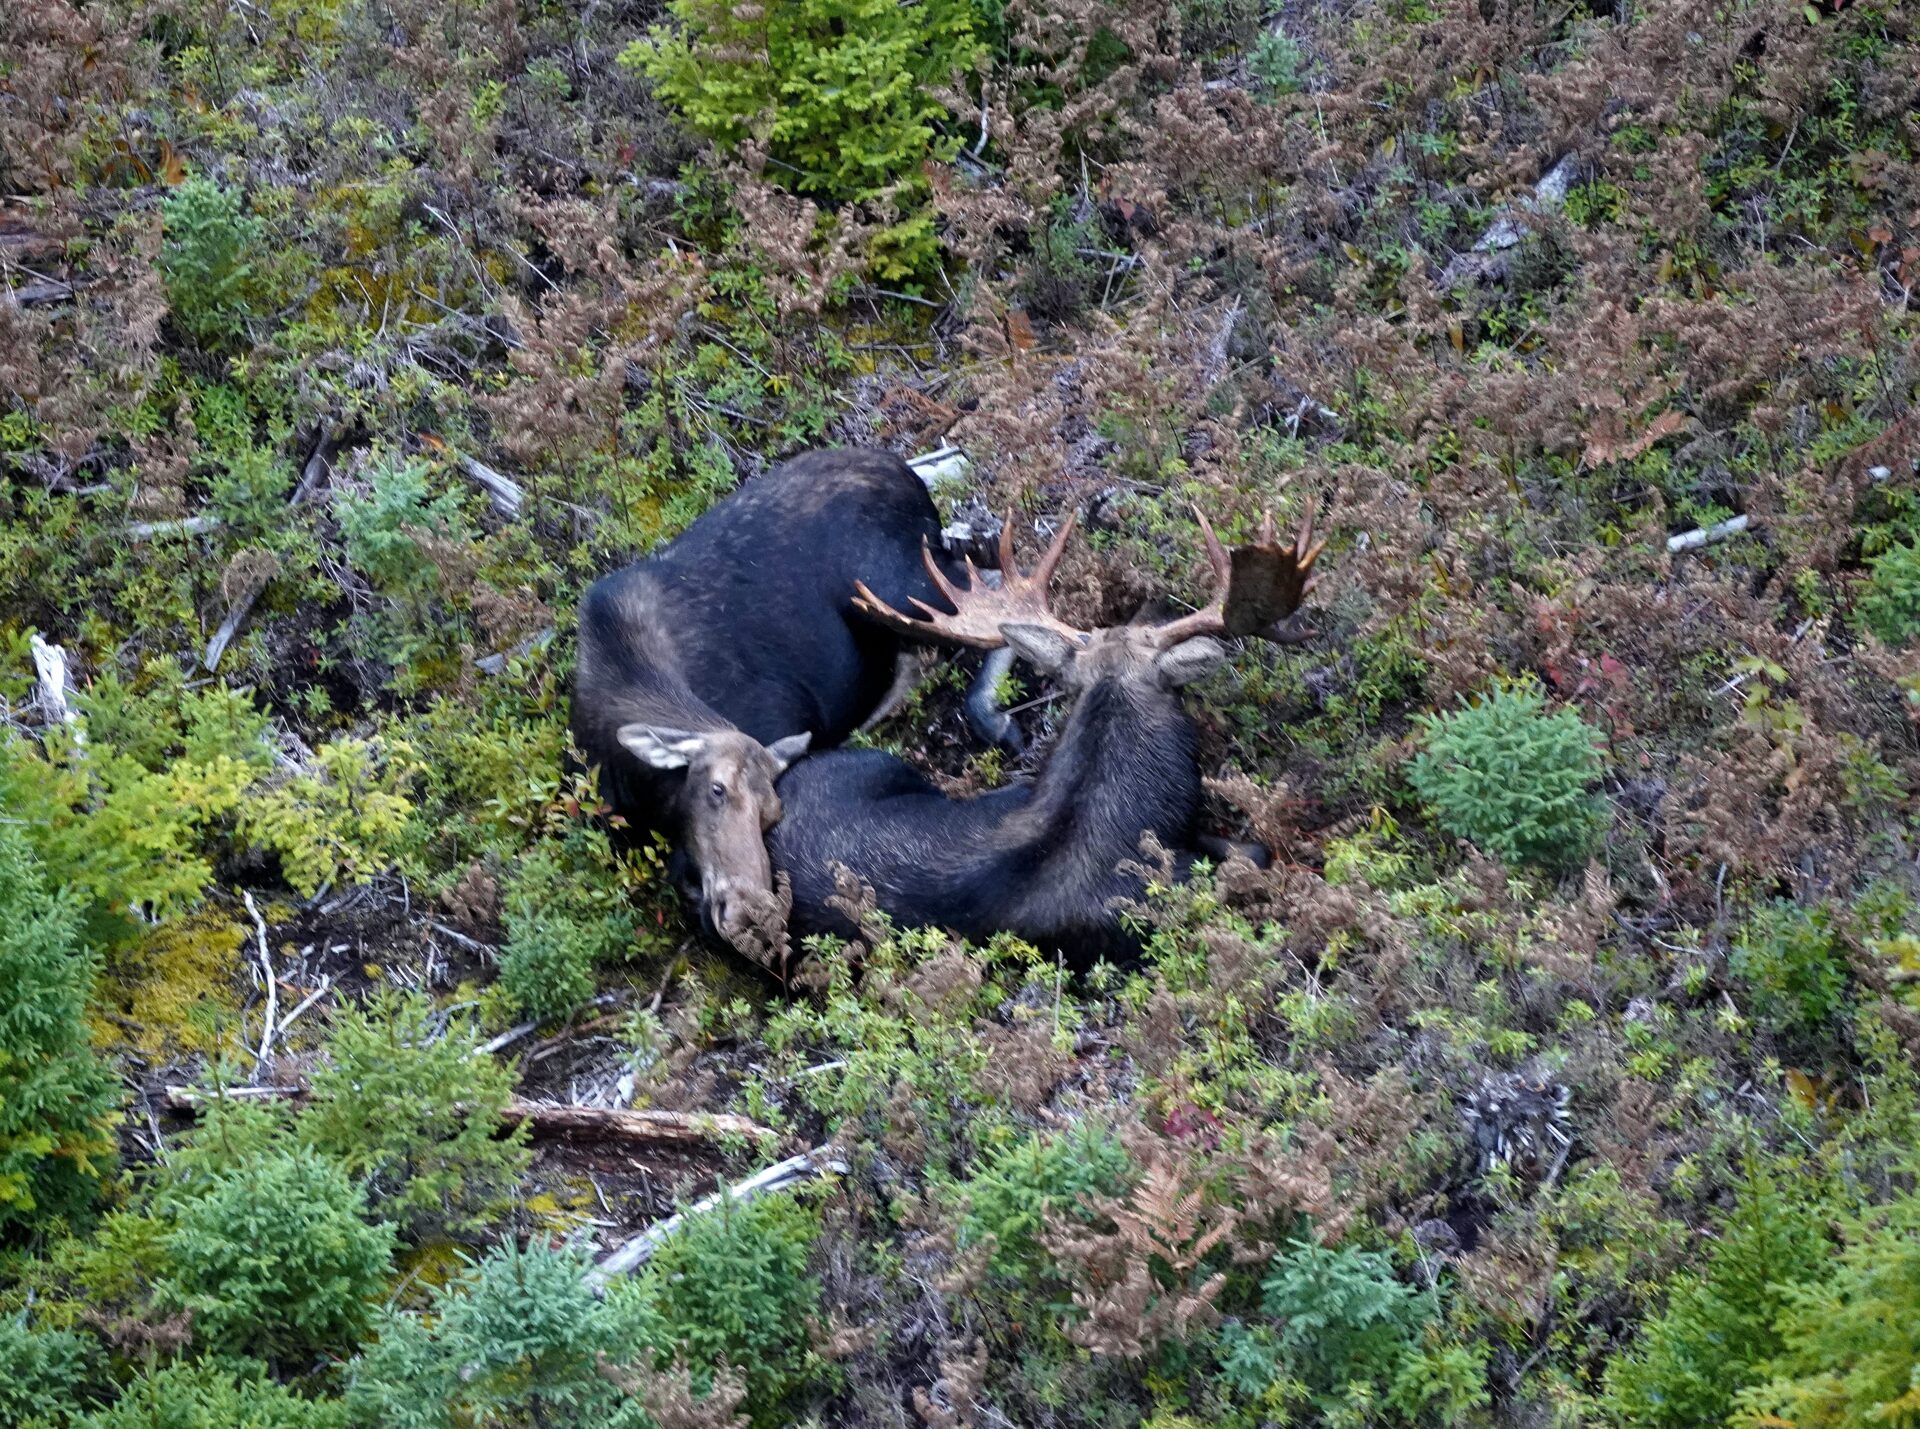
[
  {"x1": 570, "y1": 448, "x2": 1016, "y2": 960},
  {"x1": 763, "y1": 504, "x2": 1324, "y2": 967}
]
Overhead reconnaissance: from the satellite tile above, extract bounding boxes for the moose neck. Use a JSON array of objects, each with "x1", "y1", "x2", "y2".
[{"x1": 1015, "y1": 673, "x2": 1200, "y2": 856}]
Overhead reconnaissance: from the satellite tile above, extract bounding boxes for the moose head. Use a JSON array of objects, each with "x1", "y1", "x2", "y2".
[{"x1": 616, "y1": 724, "x2": 811, "y2": 955}]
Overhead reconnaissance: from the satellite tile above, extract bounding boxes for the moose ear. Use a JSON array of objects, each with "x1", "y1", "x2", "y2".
[
  {"x1": 764, "y1": 730, "x2": 812, "y2": 772},
  {"x1": 1154, "y1": 637, "x2": 1227, "y2": 688},
  {"x1": 617, "y1": 724, "x2": 709, "y2": 770},
  {"x1": 1001, "y1": 623, "x2": 1079, "y2": 675}
]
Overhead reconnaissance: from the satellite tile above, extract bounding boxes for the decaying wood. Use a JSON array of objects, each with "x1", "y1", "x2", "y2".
[
  {"x1": 242, "y1": 891, "x2": 279, "y2": 1075},
  {"x1": 1667, "y1": 514, "x2": 1751, "y2": 554},
  {"x1": 161, "y1": 1083, "x2": 775, "y2": 1149},
  {"x1": 128, "y1": 514, "x2": 221, "y2": 540},
  {"x1": 418, "y1": 433, "x2": 525, "y2": 518},
  {"x1": 30, "y1": 633, "x2": 79, "y2": 733},
  {"x1": 907, "y1": 444, "x2": 970, "y2": 487},
  {"x1": 587, "y1": 1147, "x2": 849, "y2": 1289},
  {"x1": 498, "y1": 1102, "x2": 776, "y2": 1146}
]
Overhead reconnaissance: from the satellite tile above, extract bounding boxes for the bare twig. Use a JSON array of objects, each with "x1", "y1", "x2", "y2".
[
  {"x1": 276, "y1": 975, "x2": 334, "y2": 1038},
  {"x1": 241, "y1": 891, "x2": 278, "y2": 1075}
]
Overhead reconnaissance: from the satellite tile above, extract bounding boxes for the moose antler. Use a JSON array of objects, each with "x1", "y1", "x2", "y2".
[
  {"x1": 1148, "y1": 502, "x2": 1324, "y2": 648},
  {"x1": 853, "y1": 510, "x2": 1087, "y2": 650}
]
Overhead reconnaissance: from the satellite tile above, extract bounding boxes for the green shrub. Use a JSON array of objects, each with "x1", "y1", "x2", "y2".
[
  {"x1": 497, "y1": 841, "x2": 632, "y2": 1021},
  {"x1": 0, "y1": 727, "x2": 256, "y2": 920},
  {"x1": 155, "y1": 1146, "x2": 395, "y2": 1363},
  {"x1": 1254, "y1": 1239, "x2": 1429, "y2": 1408},
  {"x1": 622, "y1": 0, "x2": 982, "y2": 278},
  {"x1": 345, "y1": 1241, "x2": 667, "y2": 1429},
  {"x1": 1248, "y1": 29, "x2": 1306, "y2": 95},
  {"x1": 79, "y1": 1361, "x2": 346, "y2": 1429},
  {"x1": 159, "y1": 177, "x2": 264, "y2": 349},
  {"x1": 0, "y1": 1314, "x2": 93, "y2": 1424},
  {"x1": 496, "y1": 915, "x2": 599, "y2": 1023},
  {"x1": 1734, "y1": 1176, "x2": 1920, "y2": 1429},
  {"x1": 1857, "y1": 539, "x2": 1920, "y2": 647},
  {"x1": 1407, "y1": 679, "x2": 1605, "y2": 870},
  {"x1": 1605, "y1": 1158, "x2": 1833, "y2": 1427},
  {"x1": 299, "y1": 992, "x2": 530, "y2": 1240},
  {"x1": 959, "y1": 1123, "x2": 1133, "y2": 1282},
  {"x1": 650, "y1": 1189, "x2": 826, "y2": 1424},
  {"x1": 0, "y1": 823, "x2": 119, "y2": 1235},
  {"x1": 1731, "y1": 902, "x2": 1851, "y2": 1041},
  {"x1": 335, "y1": 461, "x2": 470, "y2": 596}
]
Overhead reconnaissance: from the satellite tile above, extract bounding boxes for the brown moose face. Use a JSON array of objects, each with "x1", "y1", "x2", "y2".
[{"x1": 616, "y1": 724, "x2": 810, "y2": 951}]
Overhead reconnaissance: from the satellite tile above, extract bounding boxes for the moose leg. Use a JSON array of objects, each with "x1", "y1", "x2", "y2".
[
  {"x1": 964, "y1": 646, "x2": 1025, "y2": 753},
  {"x1": 859, "y1": 650, "x2": 923, "y2": 732},
  {"x1": 1192, "y1": 833, "x2": 1273, "y2": 869}
]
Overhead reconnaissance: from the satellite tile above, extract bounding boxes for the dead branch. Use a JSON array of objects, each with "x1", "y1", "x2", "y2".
[
  {"x1": 30, "y1": 633, "x2": 80, "y2": 735},
  {"x1": 587, "y1": 1147, "x2": 849, "y2": 1289},
  {"x1": 160, "y1": 1083, "x2": 775, "y2": 1150},
  {"x1": 497, "y1": 1102, "x2": 777, "y2": 1147},
  {"x1": 1667, "y1": 514, "x2": 1752, "y2": 554},
  {"x1": 128, "y1": 514, "x2": 220, "y2": 540},
  {"x1": 242, "y1": 891, "x2": 278, "y2": 1076}
]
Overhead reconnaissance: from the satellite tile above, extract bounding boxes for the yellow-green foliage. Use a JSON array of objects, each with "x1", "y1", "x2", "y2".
[
  {"x1": 1, "y1": 733, "x2": 255, "y2": 918},
  {"x1": 239, "y1": 736, "x2": 423, "y2": 897}
]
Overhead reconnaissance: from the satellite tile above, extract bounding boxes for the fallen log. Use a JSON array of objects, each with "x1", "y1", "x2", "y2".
[
  {"x1": 160, "y1": 1083, "x2": 776, "y2": 1148},
  {"x1": 498, "y1": 1101, "x2": 777, "y2": 1147}
]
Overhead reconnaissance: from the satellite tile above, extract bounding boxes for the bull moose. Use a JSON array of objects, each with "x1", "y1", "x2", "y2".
[
  {"x1": 763, "y1": 504, "x2": 1323, "y2": 967},
  {"x1": 570, "y1": 448, "x2": 1017, "y2": 959}
]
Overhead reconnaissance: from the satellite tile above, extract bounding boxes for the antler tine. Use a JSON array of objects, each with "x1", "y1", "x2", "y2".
[
  {"x1": 1029, "y1": 508, "x2": 1078, "y2": 590},
  {"x1": 1191, "y1": 505, "x2": 1232, "y2": 589},
  {"x1": 1151, "y1": 502, "x2": 1326, "y2": 647},
  {"x1": 851, "y1": 508, "x2": 1088, "y2": 650}
]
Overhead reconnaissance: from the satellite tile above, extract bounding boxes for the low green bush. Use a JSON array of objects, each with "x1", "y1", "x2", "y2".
[
  {"x1": 0, "y1": 1314, "x2": 94, "y2": 1425},
  {"x1": 346, "y1": 1241, "x2": 667, "y2": 1429},
  {"x1": 1407, "y1": 679, "x2": 1604, "y2": 870},
  {"x1": 622, "y1": 0, "x2": 982, "y2": 279},
  {"x1": 1857, "y1": 539, "x2": 1920, "y2": 648},
  {"x1": 79, "y1": 1360, "x2": 346, "y2": 1429},
  {"x1": 159, "y1": 177, "x2": 265, "y2": 349},
  {"x1": 1731, "y1": 902, "x2": 1851, "y2": 1042},
  {"x1": 497, "y1": 841, "x2": 632, "y2": 1021},
  {"x1": 1250, "y1": 1239, "x2": 1430, "y2": 1410},
  {"x1": 0, "y1": 823, "x2": 119, "y2": 1235},
  {"x1": 649, "y1": 1189, "x2": 827, "y2": 1424},
  {"x1": 300, "y1": 992, "x2": 530, "y2": 1240},
  {"x1": 960, "y1": 1123, "x2": 1133, "y2": 1282},
  {"x1": 1605, "y1": 1158, "x2": 1832, "y2": 1427},
  {"x1": 1734, "y1": 1172, "x2": 1920, "y2": 1428},
  {"x1": 155, "y1": 1146, "x2": 395, "y2": 1364}
]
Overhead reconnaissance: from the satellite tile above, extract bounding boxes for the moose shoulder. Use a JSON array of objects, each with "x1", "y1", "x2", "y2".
[
  {"x1": 766, "y1": 506, "x2": 1324, "y2": 966},
  {"x1": 571, "y1": 447, "x2": 1008, "y2": 959}
]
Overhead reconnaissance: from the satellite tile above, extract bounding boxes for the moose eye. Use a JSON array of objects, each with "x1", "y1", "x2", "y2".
[{"x1": 708, "y1": 781, "x2": 727, "y2": 804}]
